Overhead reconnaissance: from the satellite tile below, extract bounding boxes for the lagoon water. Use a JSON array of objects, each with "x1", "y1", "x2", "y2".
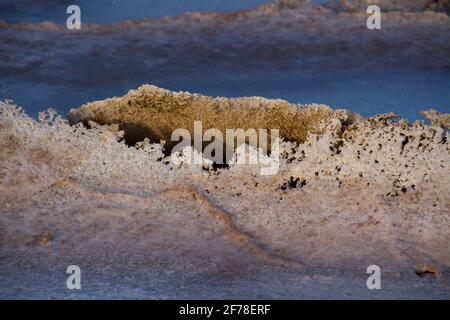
[
  {"x1": 0, "y1": 0, "x2": 271, "y2": 23},
  {"x1": 2, "y1": 67, "x2": 450, "y2": 121}
]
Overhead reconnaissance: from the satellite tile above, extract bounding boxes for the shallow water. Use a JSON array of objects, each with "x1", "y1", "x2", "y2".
[
  {"x1": 2, "y1": 67, "x2": 449, "y2": 121},
  {"x1": 2, "y1": 259, "x2": 447, "y2": 299},
  {"x1": 1, "y1": 1, "x2": 449, "y2": 120},
  {"x1": 0, "y1": 0, "x2": 271, "y2": 23}
]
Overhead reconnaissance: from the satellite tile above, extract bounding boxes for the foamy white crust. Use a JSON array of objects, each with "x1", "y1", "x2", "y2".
[{"x1": 1, "y1": 95, "x2": 449, "y2": 275}]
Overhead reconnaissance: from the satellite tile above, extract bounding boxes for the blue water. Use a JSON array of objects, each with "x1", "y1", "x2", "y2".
[
  {"x1": 1, "y1": 0, "x2": 449, "y2": 121},
  {"x1": 2, "y1": 67, "x2": 449, "y2": 121},
  {"x1": 0, "y1": 0, "x2": 271, "y2": 23}
]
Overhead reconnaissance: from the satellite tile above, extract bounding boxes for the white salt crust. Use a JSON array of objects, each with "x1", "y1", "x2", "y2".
[{"x1": 1, "y1": 89, "x2": 448, "y2": 276}]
